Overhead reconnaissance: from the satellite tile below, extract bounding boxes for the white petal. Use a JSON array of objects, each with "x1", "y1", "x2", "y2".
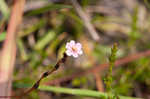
[
  {"x1": 72, "y1": 53, "x2": 78, "y2": 58},
  {"x1": 65, "y1": 50, "x2": 72, "y2": 56},
  {"x1": 70, "y1": 40, "x2": 75, "y2": 46},
  {"x1": 76, "y1": 43, "x2": 82, "y2": 49},
  {"x1": 66, "y1": 43, "x2": 71, "y2": 49},
  {"x1": 78, "y1": 50, "x2": 83, "y2": 55}
]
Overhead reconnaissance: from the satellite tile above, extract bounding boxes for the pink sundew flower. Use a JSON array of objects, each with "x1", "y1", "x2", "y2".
[{"x1": 65, "y1": 40, "x2": 83, "y2": 58}]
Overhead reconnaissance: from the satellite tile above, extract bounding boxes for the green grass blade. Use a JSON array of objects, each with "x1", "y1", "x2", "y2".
[
  {"x1": 0, "y1": 32, "x2": 6, "y2": 42},
  {"x1": 13, "y1": 83, "x2": 142, "y2": 99},
  {"x1": 34, "y1": 30, "x2": 56, "y2": 50},
  {"x1": 26, "y1": 4, "x2": 72, "y2": 16},
  {"x1": 0, "y1": 0, "x2": 10, "y2": 19}
]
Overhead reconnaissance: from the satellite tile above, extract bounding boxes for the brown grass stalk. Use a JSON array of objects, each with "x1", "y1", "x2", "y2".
[
  {"x1": 0, "y1": 0, "x2": 25, "y2": 98},
  {"x1": 94, "y1": 72, "x2": 104, "y2": 92}
]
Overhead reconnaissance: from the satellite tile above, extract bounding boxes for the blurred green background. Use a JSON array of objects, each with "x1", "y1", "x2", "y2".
[{"x1": 0, "y1": 0, "x2": 150, "y2": 99}]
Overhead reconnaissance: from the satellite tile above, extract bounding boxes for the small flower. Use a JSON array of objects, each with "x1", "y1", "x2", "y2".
[{"x1": 65, "y1": 40, "x2": 83, "y2": 58}]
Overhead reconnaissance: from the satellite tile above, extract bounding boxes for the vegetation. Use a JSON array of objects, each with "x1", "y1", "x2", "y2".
[{"x1": 0, "y1": 0, "x2": 150, "y2": 99}]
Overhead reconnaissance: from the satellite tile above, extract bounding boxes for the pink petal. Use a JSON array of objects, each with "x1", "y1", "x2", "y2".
[
  {"x1": 65, "y1": 50, "x2": 72, "y2": 56},
  {"x1": 72, "y1": 53, "x2": 78, "y2": 58},
  {"x1": 78, "y1": 50, "x2": 83, "y2": 55},
  {"x1": 76, "y1": 43, "x2": 82, "y2": 49},
  {"x1": 66, "y1": 43, "x2": 71, "y2": 49},
  {"x1": 70, "y1": 40, "x2": 75, "y2": 46}
]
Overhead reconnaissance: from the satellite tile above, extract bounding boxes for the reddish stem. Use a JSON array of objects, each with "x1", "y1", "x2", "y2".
[{"x1": 45, "y1": 50, "x2": 150, "y2": 85}]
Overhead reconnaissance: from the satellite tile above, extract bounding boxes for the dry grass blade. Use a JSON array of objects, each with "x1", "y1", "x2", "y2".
[
  {"x1": 0, "y1": 0, "x2": 25, "y2": 98},
  {"x1": 70, "y1": 0, "x2": 101, "y2": 42}
]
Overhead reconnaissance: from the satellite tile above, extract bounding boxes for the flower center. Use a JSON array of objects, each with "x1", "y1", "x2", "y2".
[{"x1": 72, "y1": 47, "x2": 77, "y2": 52}]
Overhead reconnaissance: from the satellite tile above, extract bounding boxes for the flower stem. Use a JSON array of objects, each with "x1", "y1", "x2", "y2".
[{"x1": 104, "y1": 43, "x2": 118, "y2": 97}]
